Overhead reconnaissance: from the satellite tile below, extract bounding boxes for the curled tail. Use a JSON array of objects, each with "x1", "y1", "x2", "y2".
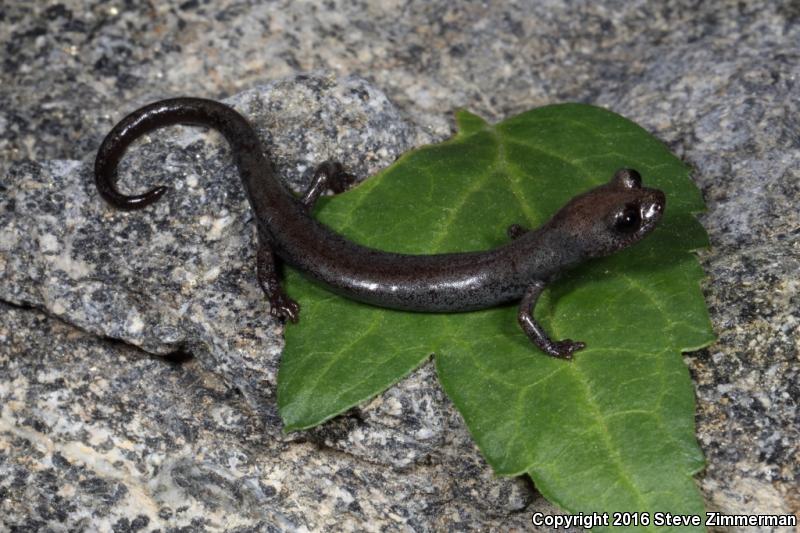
[
  {"x1": 94, "y1": 97, "x2": 310, "y2": 323},
  {"x1": 94, "y1": 97, "x2": 275, "y2": 211}
]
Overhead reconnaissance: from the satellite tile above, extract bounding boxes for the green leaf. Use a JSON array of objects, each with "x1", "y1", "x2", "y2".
[{"x1": 278, "y1": 103, "x2": 714, "y2": 527}]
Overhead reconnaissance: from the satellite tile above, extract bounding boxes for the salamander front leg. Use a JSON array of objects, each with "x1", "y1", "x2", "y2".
[
  {"x1": 517, "y1": 281, "x2": 585, "y2": 359},
  {"x1": 301, "y1": 160, "x2": 355, "y2": 210},
  {"x1": 256, "y1": 238, "x2": 300, "y2": 323}
]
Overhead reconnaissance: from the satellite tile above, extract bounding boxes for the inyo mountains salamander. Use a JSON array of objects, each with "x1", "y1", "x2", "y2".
[{"x1": 94, "y1": 97, "x2": 665, "y2": 358}]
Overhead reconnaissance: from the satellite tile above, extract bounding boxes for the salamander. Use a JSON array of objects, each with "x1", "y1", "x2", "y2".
[{"x1": 94, "y1": 97, "x2": 665, "y2": 358}]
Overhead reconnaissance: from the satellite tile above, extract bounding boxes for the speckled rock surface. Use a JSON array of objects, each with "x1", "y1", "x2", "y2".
[
  {"x1": 0, "y1": 303, "x2": 543, "y2": 530},
  {"x1": 1, "y1": 76, "x2": 425, "y2": 436},
  {"x1": 1, "y1": 0, "x2": 799, "y2": 530}
]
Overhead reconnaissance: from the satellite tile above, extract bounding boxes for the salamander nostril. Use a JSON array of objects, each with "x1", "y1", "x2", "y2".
[{"x1": 653, "y1": 191, "x2": 666, "y2": 212}]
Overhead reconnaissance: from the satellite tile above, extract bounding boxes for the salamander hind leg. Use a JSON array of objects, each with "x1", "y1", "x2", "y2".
[
  {"x1": 256, "y1": 238, "x2": 300, "y2": 323},
  {"x1": 517, "y1": 281, "x2": 585, "y2": 359},
  {"x1": 507, "y1": 224, "x2": 529, "y2": 240},
  {"x1": 301, "y1": 160, "x2": 355, "y2": 210}
]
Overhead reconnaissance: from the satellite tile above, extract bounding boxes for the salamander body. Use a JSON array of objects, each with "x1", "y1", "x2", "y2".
[{"x1": 95, "y1": 98, "x2": 665, "y2": 358}]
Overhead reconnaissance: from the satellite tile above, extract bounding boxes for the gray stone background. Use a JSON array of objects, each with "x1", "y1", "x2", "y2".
[{"x1": 1, "y1": 1, "x2": 798, "y2": 531}]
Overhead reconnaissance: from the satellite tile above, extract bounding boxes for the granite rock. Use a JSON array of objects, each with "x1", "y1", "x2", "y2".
[
  {"x1": 0, "y1": 303, "x2": 544, "y2": 530},
  {"x1": 1, "y1": 75, "x2": 425, "y2": 435}
]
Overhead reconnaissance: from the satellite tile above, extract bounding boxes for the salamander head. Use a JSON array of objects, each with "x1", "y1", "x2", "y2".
[{"x1": 548, "y1": 168, "x2": 666, "y2": 259}]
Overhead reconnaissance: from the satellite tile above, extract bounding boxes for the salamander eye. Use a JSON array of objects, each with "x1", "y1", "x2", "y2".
[
  {"x1": 614, "y1": 204, "x2": 642, "y2": 233},
  {"x1": 613, "y1": 168, "x2": 642, "y2": 189}
]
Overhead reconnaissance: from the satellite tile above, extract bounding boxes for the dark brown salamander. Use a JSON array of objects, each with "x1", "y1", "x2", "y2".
[{"x1": 95, "y1": 97, "x2": 665, "y2": 359}]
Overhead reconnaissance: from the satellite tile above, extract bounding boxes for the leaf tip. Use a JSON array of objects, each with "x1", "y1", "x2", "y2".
[
  {"x1": 281, "y1": 422, "x2": 301, "y2": 434},
  {"x1": 455, "y1": 109, "x2": 489, "y2": 136},
  {"x1": 279, "y1": 410, "x2": 308, "y2": 433}
]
